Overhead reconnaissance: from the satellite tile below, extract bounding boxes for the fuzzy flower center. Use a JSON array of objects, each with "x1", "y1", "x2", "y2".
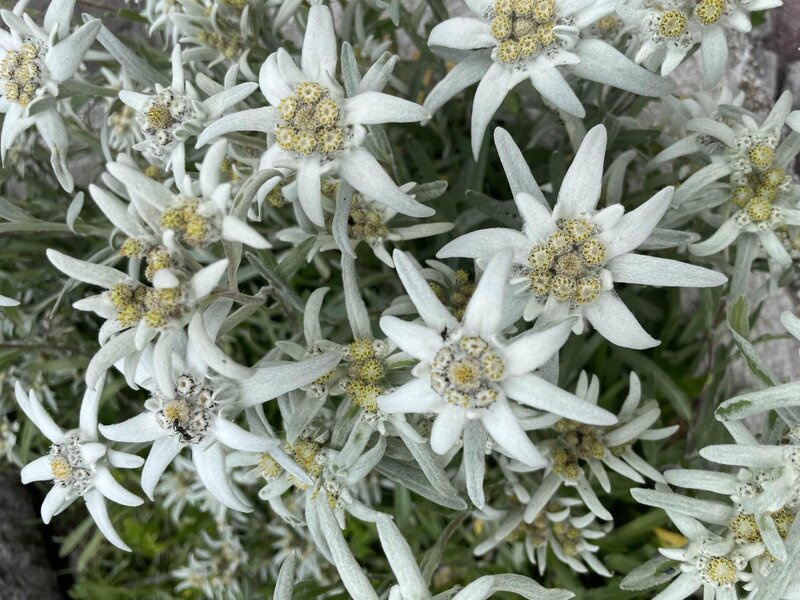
[
  {"x1": 341, "y1": 338, "x2": 389, "y2": 412},
  {"x1": 430, "y1": 336, "x2": 505, "y2": 409},
  {"x1": 49, "y1": 433, "x2": 94, "y2": 495},
  {"x1": 348, "y1": 197, "x2": 388, "y2": 243},
  {"x1": 694, "y1": 0, "x2": 726, "y2": 25},
  {"x1": 702, "y1": 556, "x2": 737, "y2": 588},
  {"x1": 489, "y1": 0, "x2": 558, "y2": 64},
  {"x1": 257, "y1": 453, "x2": 282, "y2": 481},
  {"x1": 108, "y1": 282, "x2": 184, "y2": 329},
  {"x1": 161, "y1": 198, "x2": 219, "y2": 248},
  {"x1": 141, "y1": 89, "x2": 197, "y2": 156},
  {"x1": 275, "y1": 82, "x2": 346, "y2": 156},
  {"x1": 658, "y1": 11, "x2": 688, "y2": 37},
  {"x1": 729, "y1": 512, "x2": 760, "y2": 544},
  {"x1": 287, "y1": 438, "x2": 323, "y2": 484},
  {"x1": 155, "y1": 375, "x2": 216, "y2": 444},
  {"x1": 0, "y1": 41, "x2": 45, "y2": 107},
  {"x1": 527, "y1": 218, "x2": 607, "y2": 305},
  {"x1": 119, "y1": 241, "x2": 175, "y2": 282},
  {"x1": 731, "y1": 138, "x2": 789, "y2": 227},
  {"x1": 430, "y1": 269, "x2": 476, "y2": 321}
]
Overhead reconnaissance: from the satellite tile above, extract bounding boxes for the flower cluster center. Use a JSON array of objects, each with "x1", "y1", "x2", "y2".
[
  {"x1": 429, "y1": 269, "x2": 475, "y2": 321},
  {"x1": 108, "y1": 282, "x2": 184, "y2": 329},
  {"x1": 341, "y1": 338, "x2": 388, "y2": 412},
  {"x1": 161, "y1": 198, "x2": 219, "y2": 248},
  {"x1": 488, "y1": 0, "x2": 558, "y2": 64},
  {"x1": 119, "y1": 241, "x2": 175, "y2": 282},
  {"x1": 276, "y1": 82, "x2": 346, "y2": 156},
  {"x1": 694, "y1": 0, "x2": 726, "y2": 25},
  {"x1": 658, "y1": 10, "x2": 688, "y2": 37},
  {"x1": 527, "y1": 218, "x2": 607, "y2": 305},
  {"x1": 731, "y1": 137, "x2": 788, "y2": 227},
  {"x1": 287, "y1": 438, "x2": 324, "y2": 484},
  {"x1": 141, "y1": 89, "x2": 196, "y2": 157},
  {"x1": 155, "y1": 375, "x2": 216, "y2": 444},
  {"x1": 0, "y1": 41, "x2": 45, "y2": 107},
  {"x1": 348, "y1": 197, "x2": 388, "y2": 244},
  {"x1": 430, "y1": 336, "x2": 505, "y2": 409},
  {"x1": 701, "y1": 556, "x2": 738, "y2": 588},
  {"x1": 49, "y1": 433, "x2": 94, "y2": 495}
]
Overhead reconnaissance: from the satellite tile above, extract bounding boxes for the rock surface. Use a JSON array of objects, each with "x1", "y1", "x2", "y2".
[{"x1": 0, "y1": 471, "x2": 64, "y2": 600}]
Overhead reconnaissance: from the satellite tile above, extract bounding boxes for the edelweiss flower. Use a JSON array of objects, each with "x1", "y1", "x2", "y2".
[
  {"x1": 423, "y1": 0, "x2": 673, "y2": 158},
  {"x1": 15, "y1": 381, "x2": 144, "y2": 551},
  {"x1": 99, "y1": 328, "x2": 341, "y2": 511},
  {"x1": 0, "y1": 1, "x2": 101, "y2": 191},
  {"x1": 377, "y1": 248, "x2": 617, "y2": 467},
  {"x1": 618, "y1": 0, "x2": 783, "y2": 88},
  {"x1": 120, "y1": 44, "x2": 257, "y2": 167},
  {"x1": 439, "y1": 125, "x2": 727, "y2": 348},
  {"x1": 173, "y1": 525, "x2": 248, "y2": 600},
  {"x1": 476, "y1": 497, "x2": 612, "y2": 577},
  {"x1": 196, "y1": 5, "x2": 434, "y2": 227},
  {"x1": 102, "y1": 139, "x2": 271, "y2": 253},
  {"x1": 523, "y1": 371, "x2": 677, "y2": 522},
  {"x1": 686, "y1": 92, "x2": 800, "y2": 269},
  {"x1": 648, "y1": 87, "x2": 745, "y2": 167},
  {"x1": 276, "y1": 179, "x2": 453, "y2": 267},
  {"x1": 47, "y1": 246, "x2": 232, "y2": 389},
  {"x1": 626, "y1": 508, "x2": 756, "y2": 600}
]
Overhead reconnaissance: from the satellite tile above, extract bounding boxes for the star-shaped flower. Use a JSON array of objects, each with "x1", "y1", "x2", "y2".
[
  {"x1": 438, "y1": 125, "x2": 727, "y2": 349},
  {"x1": 0, "y1": 1, "x2": 101, "y2": 191},
  {"x1": 196, "y1": 4, "x2": 434, "y2": 228},
  {"x1": 423, "y1": 0, "x2": 673, "y2": 158},
  {"x1": 377, "y1": 247, "x2": 617, "y2": 467},
  {"x1": 15, "y1": 381, "x2": 144, "y2": 551}
]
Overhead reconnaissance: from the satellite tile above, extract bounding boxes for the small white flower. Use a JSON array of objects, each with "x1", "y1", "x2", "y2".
[
  {"x1": 173, "y1": 525, "x2": 248, "y2": 600},
  {"x1": 686, "y1": 92, "x2": 800, "y2": 270},
  {"x1": 0, "y1": 1, "x2": 101, "y2": 191},
  {"x1": 619, "y1": 0, "x2": 783, "y2": 88},
  {"x1": 196, "y1": 5, "x2": 434, "y2": 228},
  {"x1": 439, "y1": 125, "x2": 727, "y2": 349},
  {"x1": 15, "y1": 381, "x2": 144, "y2": 552},
  {"x1": 377, "y1": 247, "x2": 617, "y2": 467},
  {"x1": 276, "y1": 180, "x2": 453, "y2": 267},
  {"x1": 46, "y1": 248, "x2": 231, "y2": 389},
  {"x1": 120, "y1": 44, "x2": 257, "y2": 169},
  {"x1": 629, "y1": 508, "x2": 754, "y2": 600},
  {"x1": 99, "y1": 330, "x2": 341, "y2": 511},
  {"x1": 523, "y1": 371, "x2": 677, "y2": 522},
  {"x1": 476, "y1": 497, "x2": 612, "y2": 577},
  {"x1": 102, "y1": 138, "x2": 271, "y2": 253},
  {"x1": 423, "y1": 0, "x2": 673, "y2": 158}
]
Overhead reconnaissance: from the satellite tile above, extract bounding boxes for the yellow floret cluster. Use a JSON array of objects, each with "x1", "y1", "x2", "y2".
[
  {"x1": 0, "y1": 42, "x2": 43, "y2": 107},
  {"x1": 343, "y1": 339, "x2": 385, "y2": 412},
  {"x1": 161, "y1": 199, "x2": 214, "y2": 248},
  {"x1": 348, "y1": 196, "x2": 388, "y2": 243},
  {"x1": 527, "y1": 218, "x2": 606, "y2": 305},
  {"x1": 275, "y1": 82, "x2": 346, "y2": 156},
  {"x1": 694, "y1": 0, "x2": 726, "y2": 25},
  {"x1": 490, "y1": 0, "x2": 558, "y2": 64},
  {"x1": 731, "y1": 143, "x2": 788, "y2": 224},
  {"x1": 430, "y1": 269, "x2": 476, "y2": 321},
  {"x1": 108, "y1": 282, "x2": 184, "y2": 329}
]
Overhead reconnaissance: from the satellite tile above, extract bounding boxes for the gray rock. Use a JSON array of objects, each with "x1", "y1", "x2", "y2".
[{"x1": 0, "y1": 471, "x2": 64, "y2": 600}]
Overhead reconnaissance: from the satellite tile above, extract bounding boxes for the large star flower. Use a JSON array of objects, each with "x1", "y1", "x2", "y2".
[
  {"x1": 423, "y1": 0, "x2": 673, "y2": 158},
  {"x1": 377, "y1": 247, "x2": 617, "y2": 467},
  {"x1": 196, "y1": 4, "x2": 434, "y2": 228},
  {"x1": 438, "y1": 125, "x2": 727, "y2": 349}
]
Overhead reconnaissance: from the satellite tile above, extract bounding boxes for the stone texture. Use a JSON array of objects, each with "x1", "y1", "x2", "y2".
[{"x1": 0, "y1": 471, "x2": 64, "y2": 600}]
